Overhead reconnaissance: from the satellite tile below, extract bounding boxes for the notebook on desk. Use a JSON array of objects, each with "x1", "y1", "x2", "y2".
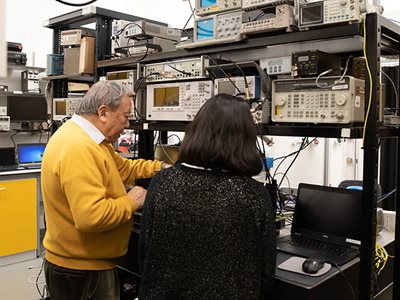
[
  {"x1": 16, "y1": 143, "x2": 46, "y2": 169},
  {"x1": 276, "y1": 183, "x2": 362, "y2": 266}
]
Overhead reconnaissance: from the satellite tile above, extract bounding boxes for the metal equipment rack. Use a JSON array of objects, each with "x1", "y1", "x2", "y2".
[{"x1": 91, "y1": 11, "x2": 400, "y2": 299}]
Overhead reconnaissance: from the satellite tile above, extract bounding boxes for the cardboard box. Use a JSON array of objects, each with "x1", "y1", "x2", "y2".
[{"x1": 63, "y1": 36, "x2": 95, "y2": 75}]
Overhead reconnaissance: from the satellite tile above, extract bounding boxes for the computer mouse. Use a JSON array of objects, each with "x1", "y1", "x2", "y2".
[{"x1": 302, "y1": 258, "x2": 325, "y2": 274}]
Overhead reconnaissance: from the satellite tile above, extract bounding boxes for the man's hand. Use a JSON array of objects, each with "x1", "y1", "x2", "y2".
[
  {"x1": 162, "y1": 162, "x2": 173, "y2": 169},
  {"x1": 127, "y1": 186, "x2": 147, "y2": 209}
]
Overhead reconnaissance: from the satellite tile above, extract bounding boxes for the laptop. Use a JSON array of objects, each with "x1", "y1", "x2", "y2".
[
  {"x1": 16, "y1": 143, "x2": 46, "y2": 169},
  {"x1": 0, "y1": 147, "x2": 22, "y2": 171},
  {"x1": 276, "y1": 183, "x2": 362, "y2": 266}
]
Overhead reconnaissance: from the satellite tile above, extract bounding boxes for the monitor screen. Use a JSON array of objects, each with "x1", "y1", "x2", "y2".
[
  {"x1": 200, "y1": 0, "x2": 216, "y2": 8},
  {"x1": 217, "y1": 80, "x2": 237, "y2": 95},
  {"x1": 196, "y1": 18, "x2": 214, "y2": 40},
  {"x1": 301, "y1": 3, "x2": 323, "y2": 25},
  {"x1": 17, "y1": 143, "x2": 46, "y2": 165},
  {"x1": 293, "y1": 183, "x2": 362, "y2": 242},
  {"x1": 55, "y1": 100, "x2": 67, "y2": 115},
  {"x1": 7, "y1": 94, "x2": 48, "y2": 122},
  {"x1": 153, "y1": 87, "x2": 179, "y2": 107}
]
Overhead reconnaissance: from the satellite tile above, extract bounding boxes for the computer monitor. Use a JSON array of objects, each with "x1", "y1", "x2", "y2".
[
  {"x1": 293, "y1": 183, "x2": 362, "y2": 242},
  {"x1": 7, "y1": 94, "x2": 48, "y2": 122},
  {"x1": 16, "y1": 143, "x2": 46, "y2": 167},
  {"x1": 0, "y1": 147, "x2": 16, "y2": 166}
]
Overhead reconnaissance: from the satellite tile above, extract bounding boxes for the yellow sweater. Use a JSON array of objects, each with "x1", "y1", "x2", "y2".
[{"x1": 41, "y1": 120, "x2": 161, "y2": 270}]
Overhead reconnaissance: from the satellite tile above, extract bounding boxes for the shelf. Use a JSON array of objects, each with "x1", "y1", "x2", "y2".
[
  {"x1": 43, "y1": 6, "x2": 167, "y2": 29},
  {"x1": 7, "y1": 65, "x2": 45, "y2": 72},
  {"x1": 98, "y1": 22, "x2": 362, "y2": 68},
  {"x1": 42, "y1": 73, "x2": 94, "y2": 83},
  {"x1": 128, "y1": 121, "x2": 400, "y2": 139},
  {"x1": 129, "y1": 121, "x2": 363, "y2": 138},
  {"x1": 261, "y1": 124, "x2": 364, "y2": 138},
  {"x1": 129, "y1": 121, "x2": 189, "y2": 132},
  {"x1": 0, "y1": 91, "x2": 45, "y2": 96}
]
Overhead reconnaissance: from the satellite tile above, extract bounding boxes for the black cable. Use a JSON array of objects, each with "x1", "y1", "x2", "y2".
[
  {"x1": 55, "y1": 0, "x2": 97, "y2": 6},
  {"x1": 166, "y1": 62, "x2": 192, "y2": 76},
  {"x1": 35, "y1": 258, "x2": 46, "y2": 299},
  {"x1": 255, "y1": 136, "x2": 266, "y2": 175},
  {"x1": 256, "y1": 124, "x2": 273, "y2": 183},
  {"x1": 272, "y1": 137, "x2": 316, "y2": 163},
  {"x1": 167, "y1": 134, "x2": 182, "y2": 145},
  {"x1": 275, "y1": 171, "x2": 291, "y2": 209},
  {"x1": 276, "y1": 138, "x2": 307, "y2": 189},
  {"x1": 205, "y1": 55, "x2": 242, "y2": 94},
  {"x1": 10, "y1": 131, "x2": 19, "y2": 148},
  {"x1": 131, "y1": 94, "x2": 144, "y2": 121},
  {"x1": 252, "y1": 11, "x2": 265, "y2": 22},
  {"x1": 115, "y1": 22, "x2": 149, "y2": 60},
  {"x1": 218, "y1": 54, "x2": 250, "y2": 99},
  {"x1": 333, "y1": 262, "x2": 356, "y2": 300},
  {"x1": 182, "y1": 8, "x2": 196, "y2": 32},
  {"x1": 126, "y1": 39, "x2": 150, "y2": 61},
  {"x1": 132, "y1": 73, "x2": 160, "y2": 121},
  {"x1": 156, "y1": 132, "x2": 177, "y2": 163},
  {"x1": 134, "y1": 72, "x2": 160, "y2": 94},
  {"x1": 272, "y1": 137, "x2": 316, "y2": 178},
  {"x1": 220, "y1": 53, "x2": 271, "y2": 101},
  {"x1": 135, "y1": 44, "x2": 150, "y2": 62},
  {"x1": 377, "y1": 188, "x2": 397, "y2": 204}
]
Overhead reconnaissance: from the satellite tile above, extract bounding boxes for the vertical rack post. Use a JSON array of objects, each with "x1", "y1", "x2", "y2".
[
  {"x1": 395, "y1": 136, "x2": 400, "y2": 299},
  {"x1": 360, "y1": 13, "x2": 380, "y2": 300},
  {"x1": 94, "y1": 16, "x2": 112, "y2": 79},
  {"x1": 138, "y1": 130, "x2": 155, "y2": 160}
]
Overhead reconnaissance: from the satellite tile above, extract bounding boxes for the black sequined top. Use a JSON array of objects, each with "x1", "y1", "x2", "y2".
[{"x1": 138, "y1": 164, "x2": 277, "y2": 300}]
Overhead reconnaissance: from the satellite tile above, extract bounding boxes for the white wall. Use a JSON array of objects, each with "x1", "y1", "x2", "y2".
[
  {"x1": 265, "y1": 136, "x2": 326, "y2": 188},
  {"x1": 4, "y1": 0, "x2": 193, "y2": 67},
  {"x1": 382, "y1": 0, "x2": 400, "y2": 22}
]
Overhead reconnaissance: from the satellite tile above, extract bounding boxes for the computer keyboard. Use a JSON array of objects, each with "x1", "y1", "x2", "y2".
[
  {"x1": 279, "y1": 235, "x2": 357, "y2": 257},
  {"x1": 0, "y1": 165, "x2": 23, "y2": 172}
]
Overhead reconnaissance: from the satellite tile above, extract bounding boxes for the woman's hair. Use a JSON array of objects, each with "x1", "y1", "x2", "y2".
[
  {"x1": 179, "y1": 94, "x2": 263, "y2": 176},
  {"x1": 76, "y1": 80, "x2": 132, "y2": 115}
]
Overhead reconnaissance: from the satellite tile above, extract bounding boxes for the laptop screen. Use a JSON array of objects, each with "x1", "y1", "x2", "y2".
[
  {"x1": 17, "y1": 143, "x2": 46, "y2": 166},
  {"x1": 0, "y1": 147, "x2": 16, "y2": 166},
  {"x1": 292, "y1": 183, "x2": 362, "y2": 245}
]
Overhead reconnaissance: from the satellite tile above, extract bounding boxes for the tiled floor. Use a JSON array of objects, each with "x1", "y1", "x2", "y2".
[{"x1": 0, "y1": 257, "x2": 48, "y2": 300}]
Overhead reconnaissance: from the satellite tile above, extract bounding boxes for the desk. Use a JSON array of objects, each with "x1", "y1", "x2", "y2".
[
  {"x1": 117, "y1": 218, "x2": 394, "y2": 299},
  {"x1": 271, "y1": 229, "x2": 394, "y2": 300}
]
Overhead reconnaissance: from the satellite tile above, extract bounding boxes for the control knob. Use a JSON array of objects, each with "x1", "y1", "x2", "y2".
[
  {"x1": 335, "y1": 113, "x2": 344, "y2": 120},
  {"x1": 277, "y1": 96, "x2": 286, "y2": 106},
  {"x1": 335, "y1": 94, "x2": 347, "y2": 106}
]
